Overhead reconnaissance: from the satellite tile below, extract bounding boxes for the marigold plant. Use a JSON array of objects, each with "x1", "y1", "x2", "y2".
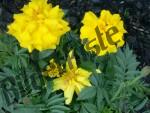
[
  {"x1": 80, "y1": 10, "x2": 127, "y2": 56},
  {"x1": 7, "y1": 0, "x2": 70, "y2": 52}
]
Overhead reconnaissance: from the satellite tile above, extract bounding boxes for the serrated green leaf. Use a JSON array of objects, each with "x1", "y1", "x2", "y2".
[
  {"x1": 114, "y1": 65, "x2": 125, "y2": 75},
  {"x1": 116, "y1": 55, "x2": 125, "y2": 70},
  {"x1": 47, "y1": 97, "x2": 65, "y2": 106},
  {"x1": 127, "y1": 62, "x2": 139, "y2": 70}
]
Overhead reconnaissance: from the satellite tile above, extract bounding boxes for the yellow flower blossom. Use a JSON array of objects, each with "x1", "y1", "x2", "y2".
[
  {"x1": 80, "y1": 10, "x2": 127, "y2": 56},
  {"x1": 53, "y1": 51, "x2": 92, "y2": 104},
  {"x1": 7, "y1": 0, "x2": 70, "y2": 52},
  {"x1": 42, "y1": 59, "x2": 63, "y2": 78}
]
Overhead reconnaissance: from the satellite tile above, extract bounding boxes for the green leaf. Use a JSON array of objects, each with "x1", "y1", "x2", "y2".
[
  {"x1": 38, "y1": 60, "x2": 48, "y2": 69},
  {"x1": 125, "y1": 70, "x2": 140, "y2": 76},
  {"x1": 90, "y1": 75, "x2": 99, "y2": 86},
  {"x1": 116, "y1": 55, "x2": 125, "y2": 70},
  {"x1": 13, "y1": 107, "x2": 41, "y2": 113},
  {"x1": 50, "y1": 105, "x2": 70, "y2": 111},
  {"x1": 38, "y1": 50, "x2": 53, "y2": 60},
  {"x1": 102, "y1": 89, "x2": 110, "y2": 104},
  {"x1": 102, "y1": 107, "x2": 114, "y2": 113},
  {"x1": 47, "y1": 97, "x2": 65, "y2": 106},
  {"x1": 114, "y1": 65, "x2": 124, "y2": 75},
  {"x1": 80, "y1": 105, "x2": 89, "y2": 113},
  {"x1": 77, "y1": 86, "x2": 96, "y2": 100},
  {"x1": 134, "y1": 98, "x2": 149, "y2": 111},
  {"x1": 51, "y1": 109, "x2": 65, "y2": 113},
  {"x1": 97, "y1": 88, "x2": 104, "y2": 110},
  {"x1": 0, "y1": 88, "x2": 7, "y2": 108},
  {"x1": 83, "y1": 103, "x2": 97, "y2": 113},
  {"x1": 80, "y1": 61, "x2": 96, "y2": 72}
]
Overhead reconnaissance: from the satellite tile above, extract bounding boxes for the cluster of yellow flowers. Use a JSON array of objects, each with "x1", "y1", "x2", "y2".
[
  {"x1": 8, "y1": 0, "x2": 70, "y2": 52},
  {"x1": 43, "y1": 51, "x2": 102, "y2": 104},
  {"x1": 7, "y1": 0, "x2": 127, "y2": 105},
  {"x1": 42, "y1": 59, "x2": 63, "y2": 78},
  {"x1": 80, "y1": 10, "x2": 127, "y2": 56}
]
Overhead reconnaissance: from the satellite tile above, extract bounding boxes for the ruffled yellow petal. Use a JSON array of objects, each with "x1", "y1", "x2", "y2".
[
  {"x1": 82, "y1": 11, "x2": 98, "y2": 27},
  {"x1": 64, "y1": 84, "x2": 75, "y2": 104},
  {"x1": 74, "y1": 81, "x2": 85, "y2": 94},
  {"x1": 76, "y1": 69, "x2": 91, "y2": 86},
  {"x1": 53, "y1": 76, "x2": 67, "y2": 91}
]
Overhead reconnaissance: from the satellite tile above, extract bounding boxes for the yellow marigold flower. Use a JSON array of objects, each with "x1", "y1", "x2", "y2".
[
  {"x1": 80, "y1": 10, "x2": 127, "y2": 56},
  {"x1": 53, "y1": 51, "x2": 92, "y2": 104},
  {"x1": 43, "y1": 59, "x2": 62, "y2": 78},
  {"x1": 7, "y1": 0, "x2": 70, "y2": 52}
]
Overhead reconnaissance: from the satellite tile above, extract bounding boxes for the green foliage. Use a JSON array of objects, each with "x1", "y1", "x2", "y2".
[
  {"x1": 0, "y1": 34, "x2": 69, "y2": 113},
  {"x1": 4, "y1": 82, "x2": 69, "y2": 113},
  {"x1": 0, "y1": 33, "x2": 149, "y2": 113},
  {"x1": 72, "y1": 44, "x2": 149, "y2": 113},
  {"x1": 0, "y1": 34, "x2": 29, "y2": 69},
  {"x1": 77, "y1": 86, "x2": 96, "y2": 101}
]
